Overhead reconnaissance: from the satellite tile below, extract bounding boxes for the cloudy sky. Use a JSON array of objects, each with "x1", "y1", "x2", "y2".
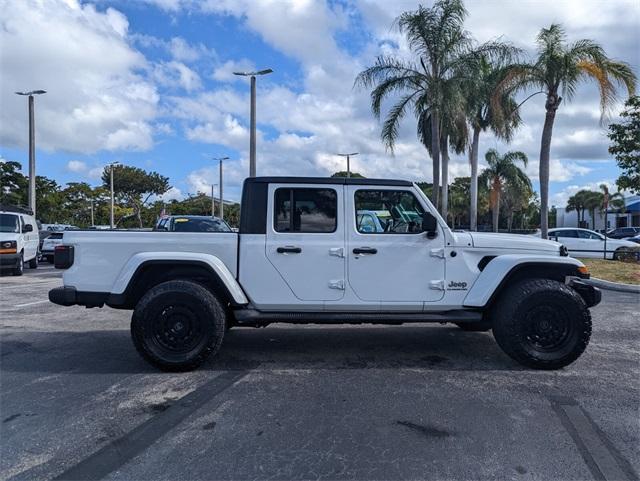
[{"x1": 1, "y1": 0, "x2": 638, "y2": 205}]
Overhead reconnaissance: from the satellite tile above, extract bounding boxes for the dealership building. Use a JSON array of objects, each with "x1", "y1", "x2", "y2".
[{"x1": 555, "y1": 195, "x2": 640, "y2": 231}]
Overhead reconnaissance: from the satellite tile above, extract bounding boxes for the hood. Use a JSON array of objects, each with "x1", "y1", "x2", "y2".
[
  {"x1": 469, "y1": 232, "x2": 560, "y2": 253},
  {"x1": 0, "y1": 233, "x2": 21, "y2": 242}
]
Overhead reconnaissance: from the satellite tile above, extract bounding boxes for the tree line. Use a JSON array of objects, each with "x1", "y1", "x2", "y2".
[
  {"x1": 2, "y1": 157, "x2": 539, "y2": 232},
  {"x1": 356, "y1": 0, "x2": 637, "y2": 238},
  {"x1": 0, "y1": 161, "x2": 240, "y2": 228}
]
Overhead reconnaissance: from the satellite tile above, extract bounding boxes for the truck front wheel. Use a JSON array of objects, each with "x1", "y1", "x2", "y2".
[
  {"x1": 131, "y1": 280, "x2": 226, "y2": 372},
  {"x1": 491, "y1": 279, "x2": 591, "y2": 370}
]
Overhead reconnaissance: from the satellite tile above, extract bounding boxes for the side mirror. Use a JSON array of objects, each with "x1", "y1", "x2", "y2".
[
  {"x1": 23, "y1": 224, "x2": 33, "y2": 233},
  {"x1": 421, "y1": 212, "x2": 438, "y2": 239}
]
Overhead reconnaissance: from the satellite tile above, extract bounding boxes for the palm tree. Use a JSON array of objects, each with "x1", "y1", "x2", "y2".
[
  {"x1": 566, "y1": 190, "x2": 590, "y2": 226},
  {"x1": 465, "y1": 55, "x2": 522, "y2": 231},
  {"x1": 584, "y1": 191, "x2": 604, "y2": 229},
  {"x1": 599, "y1": 184, "x2": 625, "y2": 231},
  {"x1": 501, "y1": 180, "x2": 534, "y2": 232},
  {"x1": 418, "y1": 84, "x2": 468, "y2": 222},
  {"x1": 355, "y1": 0, "x2": 508, "y2": 211},
  {"x1": 479, "y1": 149, "x2": 531, "y2": 232},
  {"x1": 448, "y1": 177, "x2": 471, "y2": 227},
  {"x1": 494, "y1": 24, "x2": 636, "y2": 238}
]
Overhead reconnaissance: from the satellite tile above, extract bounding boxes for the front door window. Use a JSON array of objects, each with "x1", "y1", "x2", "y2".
[{"x1": 354, "y1": 190, "x2": 425, "y2": 234}]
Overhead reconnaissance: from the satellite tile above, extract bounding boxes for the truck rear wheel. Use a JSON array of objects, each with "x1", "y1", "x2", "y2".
[
  {"x1": 491, "y1": 279, "x2": 591, "y2": 370},
  {"x1": 131, "y1": 280, "x2": 226, "y2": 372}
]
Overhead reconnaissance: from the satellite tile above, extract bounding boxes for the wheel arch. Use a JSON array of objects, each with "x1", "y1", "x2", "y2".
[
  {"x1": 108, "y1": 254, "x2": 248, "y2": 309},
  {"x1": 463, "y1": 255, "x2": 587, "y2": 309}
]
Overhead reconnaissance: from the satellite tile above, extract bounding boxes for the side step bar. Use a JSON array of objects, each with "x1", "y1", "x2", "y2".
[{"x1": 233, "y1": 309, "x2": 482, "y2": 326}]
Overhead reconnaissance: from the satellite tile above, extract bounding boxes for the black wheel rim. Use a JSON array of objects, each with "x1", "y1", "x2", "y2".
[
  {"x1": 150, "y1": 304, "x2": 205, "y2": 354},
  {"x1": 523, "y1": 305, "x2": 572, "y2": 352}
]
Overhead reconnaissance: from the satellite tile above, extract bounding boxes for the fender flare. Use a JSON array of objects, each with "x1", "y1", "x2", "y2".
[
  {"x1": 463, "y1": 255, "x2": 585, "y2": 308},
  {"x1": 110, "y1": 252, "x2": 249, "y2": 305}
]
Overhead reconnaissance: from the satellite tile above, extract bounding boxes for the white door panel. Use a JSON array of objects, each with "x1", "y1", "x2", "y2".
[
  {"x1": 265, "y1": 184, "x2": 345, "y2": 301},
  {"x1": 346, "y1": 186, "x2": 445, "y2": 304}
]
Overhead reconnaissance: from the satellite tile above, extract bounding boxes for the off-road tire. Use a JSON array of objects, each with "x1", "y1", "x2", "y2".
[
  {"x1": 491, "y1": 279, "x2": 591, "y2": 370},
  {"x1": 13, "y1": 253, "x2": 24, "y2": 276},
  {"x1": 29, "y1": 256, "x2": 38, "y2": 269},
  {"x1": 131, "y1": 280, "x2": 226, "y2": 372},
  {"x1": 455, "y1": 321, "x2": 492, "y2": 332}
]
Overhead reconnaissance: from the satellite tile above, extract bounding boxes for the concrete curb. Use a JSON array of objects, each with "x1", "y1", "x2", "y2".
[{"x1": 584, "y1": 277, "x2": 640, "y2": 294}]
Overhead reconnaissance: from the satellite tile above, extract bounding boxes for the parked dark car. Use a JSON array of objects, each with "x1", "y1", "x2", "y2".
[
  {"x1": 606, "y1": 227, "x2": 640, "y2": 239},
  {"x1": 154, "y1": 215, "x2": 231, "y2": 232}
]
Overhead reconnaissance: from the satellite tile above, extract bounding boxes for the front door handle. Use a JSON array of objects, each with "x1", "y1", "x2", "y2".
[
  {"x1": 353, "y1": 247, "x2": 377, "y2": 255},
  {"x1": 277, "y1": 246, "x2": 302, "y2": 254}
]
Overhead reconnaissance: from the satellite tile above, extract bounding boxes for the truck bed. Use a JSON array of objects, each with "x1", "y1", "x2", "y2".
[{"x1": 61, "y1": 231, "x2": 238, "y2": 293}]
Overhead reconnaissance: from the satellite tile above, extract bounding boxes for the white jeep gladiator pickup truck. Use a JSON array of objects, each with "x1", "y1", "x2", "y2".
[{"x1": 50, "y1": 176, "x2": 600, "y2": 371}]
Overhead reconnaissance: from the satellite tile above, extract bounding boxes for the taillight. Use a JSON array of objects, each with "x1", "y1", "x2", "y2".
[{"x1": 54, "y1": 245, "x2": 74, "y2": 269}]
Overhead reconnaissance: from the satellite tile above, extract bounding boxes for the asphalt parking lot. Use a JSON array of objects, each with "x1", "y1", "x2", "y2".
[{"x1": 1, "y1": 264, "x2": 638, "y2": 481}]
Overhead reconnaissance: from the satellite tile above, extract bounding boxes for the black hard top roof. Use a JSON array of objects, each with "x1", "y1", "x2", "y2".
[{"x1": 244, "y1": 176, "x2": 413, "y2": 187}]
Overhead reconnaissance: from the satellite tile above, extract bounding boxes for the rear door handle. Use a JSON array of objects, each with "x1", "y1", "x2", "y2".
[
  {"x1": 277, "y1": 246, "x2": 302, "y2": 254},
  {"x1": 353, "y1": 247, "x2": 377, "y2": 255}
]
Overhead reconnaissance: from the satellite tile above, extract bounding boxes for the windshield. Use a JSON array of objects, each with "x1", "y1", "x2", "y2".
[{"x1": 0, "y1": 214, "x2": 19, "y2": 233}]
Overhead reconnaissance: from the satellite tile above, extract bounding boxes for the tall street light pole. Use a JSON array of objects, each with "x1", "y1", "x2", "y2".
[
  {"x1": 336, "y1": 152, "x2": 358, "y2": 178},
  {"x1": 15, "y1": 90, "x2": 46, "y2": 217},
  {"x1": 232, "y1": 69, "x2": 273, "y2": 177},
  {"x1": 108, "y1": 161, "x2": 120, "y2": 229},
  {"x1": 210, "y1": 184, "x2": 218, "y2": 218},
  {"x1": 209, "y1": 156, "x2": 229, "y2": 219}
]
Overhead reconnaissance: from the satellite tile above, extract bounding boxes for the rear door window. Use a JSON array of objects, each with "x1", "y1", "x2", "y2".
[{"x1": 274, "y1": 188, "x2": 337, "y2": 233}]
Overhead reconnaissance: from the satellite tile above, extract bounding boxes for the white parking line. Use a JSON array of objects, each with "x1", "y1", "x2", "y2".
[
  {"x1": 0, "y1": 281, "x2": 59, "y2": 290},
  {"x1": 14, "y1": 300, "x2": 50, "y2": 308}
]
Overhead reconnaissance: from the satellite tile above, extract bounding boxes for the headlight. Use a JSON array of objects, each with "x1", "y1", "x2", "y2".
[
  {"x1": 559, "y1": 245, "x2": 569, "y2": 257},
  {"x1": 0, "y1": 241, "x2": 17, "y2": 253}
]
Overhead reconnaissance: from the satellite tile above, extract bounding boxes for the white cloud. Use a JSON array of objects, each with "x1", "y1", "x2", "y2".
[
  {"x1": 200, "y1": 0, "x2": 348, "y2": 65},
  {"x1": 153, "y1": 60, "x2": 202, "y2": 91},
  {"x1": 87, "y1": 166, "x2": 105, "y2": 180},
  {"x1": 169, "y1": 37, "x2": 204, "y2": 63},
  {"x1": 185, "y1": 115, "x2": 251, "y2": 150},
  {"x1": 176, "y1": 0, "x2": 620, "y2": 198},
  {"x1": 524, "y1": 158, "x2": 593, "y2": 183},
  {"x1": 4, "y1": 0, "x2": 635, "y2": 205},
  {"x1": 64, "y1": 160, "x2": 105, "y2": 180},
  {"x1": 1, "y1": 0, "x2": 159, "y2": 154},
  {"x1": 66, "y1": 160, "x2": 87, "y2": 173},
  {"x1": 212, "y1": 59, "x2": 256, "y2": 82},
  {"x1": 155, "y1": 122, "x2": 174, "y2": 135},
  {"x1": 552, "y1": 180, "x2": 619, "y2": 206},
  {"x1": 157, "y1": 186, "x2": 184, "y2": 201},
  {"x1": 186, "y1": 167, "x2": 217, "y2": 195}
]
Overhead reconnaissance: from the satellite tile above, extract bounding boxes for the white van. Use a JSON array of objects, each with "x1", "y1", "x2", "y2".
[{"x1": 0, "y1": 205, "x2": 39, "y2": 276}]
